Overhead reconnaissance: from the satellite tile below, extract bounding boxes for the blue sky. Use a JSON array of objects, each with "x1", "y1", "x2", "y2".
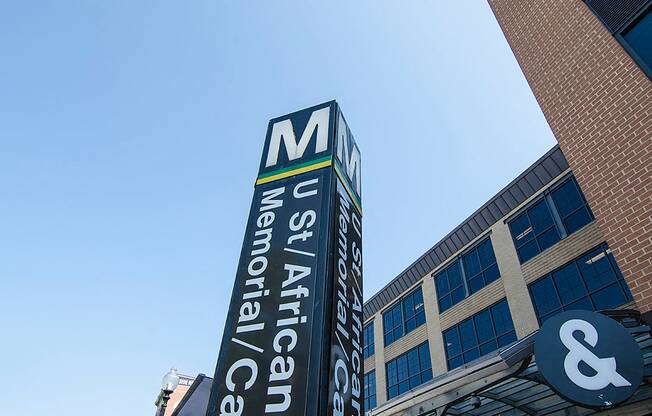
[{"x1": 0, "y1": 1, "x2": 555, "y2": 415}]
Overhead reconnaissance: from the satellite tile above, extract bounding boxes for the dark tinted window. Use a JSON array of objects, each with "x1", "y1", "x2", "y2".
[
  {"x1": 442, "y1": 299, "x2": 516, "y2": 370},
  {"x1": 584, "y1": 1, "x2": 651, "y2": 79},
  {"x1": 386, "y1": 343, "x2": 432, "y2": 400},
  {"x1": 383, "y1": 303, "x2": 404, "y2": 346},
  {"x1": 623, "y1": 7, "x2": 652, "y2": 71},
  {"x1": 434, "y1": 262, "x2": 465, "y2": 313},
  {"x1": 363, "y1": 323, "x2": 375, "y2": 359},
  {"x1": 463, "y1": 239, "x2": 500, "y2": 295},
  {"x1": 434, "y1": 238, "x2": 501, "y2": 312},
  {"x1": 382, "y1": 287, "x2": 426, "y2": 346},
  {"x1": 364, "y1": 371, "x2": 377, "y2": 411},
  {"x1": 509, "y1": 198, "x2": 560, "y2": 263},
  {"x1": 509, "y1": 176, "x2": 594, "y2": 263},
  {"x1": 529, "y1": 244, "x2": 633, "y2": 323},
  {"x1": 550, "y1": 178, "x2": 594, "y2": 235},
  {"x1": 404, "y1": 287, "x2": 426, "y2": 332}
]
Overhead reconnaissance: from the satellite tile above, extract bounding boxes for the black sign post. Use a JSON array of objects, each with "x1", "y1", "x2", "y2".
[
  {"x1": 205, "y1": 101, "x2": 363, "y2": 416},
  {"x1": 535, "y1": 310, "x2": 643, "y2": 409}
]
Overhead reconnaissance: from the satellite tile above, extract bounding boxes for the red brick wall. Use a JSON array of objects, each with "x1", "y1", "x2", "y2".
[{"x1": 487, "y1": 0, "x2": 652, "y2": 312}]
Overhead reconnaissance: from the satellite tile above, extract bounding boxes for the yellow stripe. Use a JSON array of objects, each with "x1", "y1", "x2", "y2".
[
  {"x1": 255, "y1": 160, "x2": 332, "y2": 185},
  {"x1": 334, "y1": 164, "x2": 363, "y2": 216}
]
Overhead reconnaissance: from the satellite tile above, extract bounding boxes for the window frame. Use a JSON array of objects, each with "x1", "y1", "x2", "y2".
[
  {"x1": 442, "y1": 298, "x2": 517, "y2": 371},
  {"x1": 507, "y1": 175, "x2": 594, "y2": 264},
  {"x1": 364, "y1": 370, "x2": 377, "y2": 411},
  {"x1": 549, "y1": 177, "x2": 594, "y2": 236},
  {"x1": 462, "y1": 238, "x2": 501, "y2": 295},
  {"x1": 385, "y1": 342, "x2": 433, "y2": 400},
  {"x1": 616, "y1": 3, "x2": 652, "y2": 80},
  {"x1": 403, "y1": 286, "x2": 426, "y2": 333},
  {"x1": 382, "y1": 286, "x2": 426, "y2": 346},
  {"x1": 363, "y1": 323, "x2": 375, "y2": 360},
  {"x1": 583, "y1": 0, "x2": 652, "y2": 80},
  {"x1": 508, "y1": 196, "x2": 562, "y2": 263},
  {"x1": 528, "y1": 243, "x2": 634, "y2": 323},
  {"x1": 434, "y1": 261, "x2": 466, "y2": 313},
  {"x1": 433, "y1": 235, "x2": 501, "y2": 313}
]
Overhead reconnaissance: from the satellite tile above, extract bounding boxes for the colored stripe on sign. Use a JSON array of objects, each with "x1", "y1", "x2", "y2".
[
  {"x1": 255, "y1": 156, "x2": 332, "y2": 185},
  {"x1": 334, "y1": 161, "x2": 363, "y2": 215}
]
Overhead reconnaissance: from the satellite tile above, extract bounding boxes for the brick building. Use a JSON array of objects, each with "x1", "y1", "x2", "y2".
[
  {"x1": 488, "y1": 0, "x2": 652, "y2": 317},
  {"x1": 362, "y1": 2, "x2": 651, "y2": 414}
]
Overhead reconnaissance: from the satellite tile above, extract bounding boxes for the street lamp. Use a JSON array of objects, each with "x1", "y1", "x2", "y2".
[{"x1": 156, "y1": 368, "x2": 180, "y2": 416}]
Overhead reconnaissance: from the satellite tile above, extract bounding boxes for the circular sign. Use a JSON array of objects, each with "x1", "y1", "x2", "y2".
[{"x1": 535, "y1": 310, "x2": 643, "y2": 409}]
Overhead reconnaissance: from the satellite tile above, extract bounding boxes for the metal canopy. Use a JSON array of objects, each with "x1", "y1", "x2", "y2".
[{"x1": 371, "y1": 310, "x2": 652, "y2": 416}]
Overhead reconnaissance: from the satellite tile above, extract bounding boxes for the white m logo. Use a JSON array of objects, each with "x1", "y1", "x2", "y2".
[
  {"x1": 265, "y1": 107, "x2": 330, "y2": 168},
  {"x1": 336, "y1": 114, "x2": 361, "y2": 197}
]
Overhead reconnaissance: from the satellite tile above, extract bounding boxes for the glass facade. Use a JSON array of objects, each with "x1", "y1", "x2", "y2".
[
  {"x1": 529, "y1": 244, "x2": 633, "y2": 323},
  {"x1": 463, "y1": 238, "x2": 501, "y2": 295},
  {"x1": 509, "y1": 176, "x2": 593, "y2": 263},
  {"x1": 364, "y1": 371, "x2": 377, "y2": 411},
  {"x1": 382, "y1": 287, "x2": 426, "y2": 346},
  {"x1": 361, "y1": 171, "x2": 636, "y2": 407},
  {"x1": 435, "y1": 261, "x2": 466, "y2": 313},
  {"x1": 443, "y1": 299, "x2": 517, "y2": 370},
  {"x1": 549, "y1": 178, "x2": 594, "y2": 235},
  {"x1": 434, "y1": 237, "x2": 500, "y2": 312},
  {"x1": 623, "y1": 5, "x2": 652, "y2": 74},
  {"x1": 386, "y1": 342, "x2": 433, "y2": 400},
  {"x1": 363, "y1": 323, "x2": 375, "y2": 359}
]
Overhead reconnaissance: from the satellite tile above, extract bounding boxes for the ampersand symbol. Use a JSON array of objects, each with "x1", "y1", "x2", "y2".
[{"x1": 559, "y1": 319, "x2": 632, "y2": 391}]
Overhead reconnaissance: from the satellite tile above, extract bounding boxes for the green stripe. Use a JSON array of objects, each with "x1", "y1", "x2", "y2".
[
  {"x1": 257, "y1": 156, "x2": 332, "y2": 180},
  {"x1": 334, "y1": 161, "x2": 363, "y2": 214}
]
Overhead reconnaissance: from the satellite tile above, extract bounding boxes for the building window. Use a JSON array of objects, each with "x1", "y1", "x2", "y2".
[
  {"x1": 621, "y1": 5, "x2": 652, "y2": 76},
  {"x1": 435, "y1": 262, "x2": 465, "y2": 313},
  {"x1": 364, "y1": 371, "x2": 377, "y2": 411},
  {"x1": 584, "y1": 0, "x2": 652, "y2": 79},
  {"x1": 363, "y1": 323, "x2": 375, "y2": 360},
  {"x1": 383, "y1": 302, "x2": 404, "y2": 346},
  {"x1": 508, "y1": 176, "x2": 594, "y2": 263},
  {"x1": 434, "y1": 237, "x2": 500, "y2": 313},
  {"x1": 382, "y1": 287, "x2": 425, "y2": 346},
  {"x1": 442, "y1": 299, "x2": 517, "y2": 370},
  {"x1": 385, "y1": 343, "x2": 433, "y2": 400},
  {"x1": 463, "y1": 238, "x2": 500, "y2": 295},
  {"x1": 509, "y1": 198, "x2": 561, "y2": 263},
  {"x1": 549, "y1": 177, "x2": 594, "y2": 235},
  {"x1": 529, "y1": 244, "x2": 633, "y2": 323},
  {"x1": 403, "y1": 286, "x2": 426, "y2": 332}
]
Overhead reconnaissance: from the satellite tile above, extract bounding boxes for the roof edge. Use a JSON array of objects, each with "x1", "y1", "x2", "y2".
[{"x1": 363, "y1": 144, "x2": 567, "y2": 320}]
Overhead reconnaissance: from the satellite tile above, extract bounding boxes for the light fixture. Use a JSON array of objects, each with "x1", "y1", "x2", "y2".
[
  {"x1": 162, "y1": 368, "x2": 180, "y2": 393},
  {"x1": 156, "y1": 368, "x2": 180, "y2": 416}
]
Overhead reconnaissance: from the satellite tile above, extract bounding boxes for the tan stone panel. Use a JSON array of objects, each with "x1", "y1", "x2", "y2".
[
  {"x1": 383, "y1": 324, "x2": 429, "y2": 362},
  {"x1": 521, "y1": 221, "x2": 605, "y2": 284},
  {"x1": 364, "y1": 355, "x2": 375, "y2": 374},
  {"x1": 439, "y1": 280, "x2": 506, "y2": 331},
  {"x1": 491, "y1": 221, "x2": 539, "y2": 337}
]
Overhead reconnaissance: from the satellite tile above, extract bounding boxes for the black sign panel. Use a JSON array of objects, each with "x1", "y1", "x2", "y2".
[
  {"x1": 326, "y1": 180, "x2": 364, "y2": 416},
  {"x1": 206, "y1": 101, "x2": 363, "y2": 416},
  {"x1": 535, "y1": 310, "x2": 643, "y2": 409}
]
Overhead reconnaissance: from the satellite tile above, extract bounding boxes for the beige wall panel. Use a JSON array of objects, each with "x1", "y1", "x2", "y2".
[
  {"x1": 421, "y1": 274, "x2": 448, "y2": 375},
  {"x1": 439, "y1": 280, "x2": 506, "y2": 331},
  {"x1": 491, "y1": 222, "x2": 539, "y2": 337},
  {"x1": 383, "y1": 324, "x2": 429, "y2": 362},
  {"x1": 522, "y1": 221, "x2": 605, "y2": 285}
]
